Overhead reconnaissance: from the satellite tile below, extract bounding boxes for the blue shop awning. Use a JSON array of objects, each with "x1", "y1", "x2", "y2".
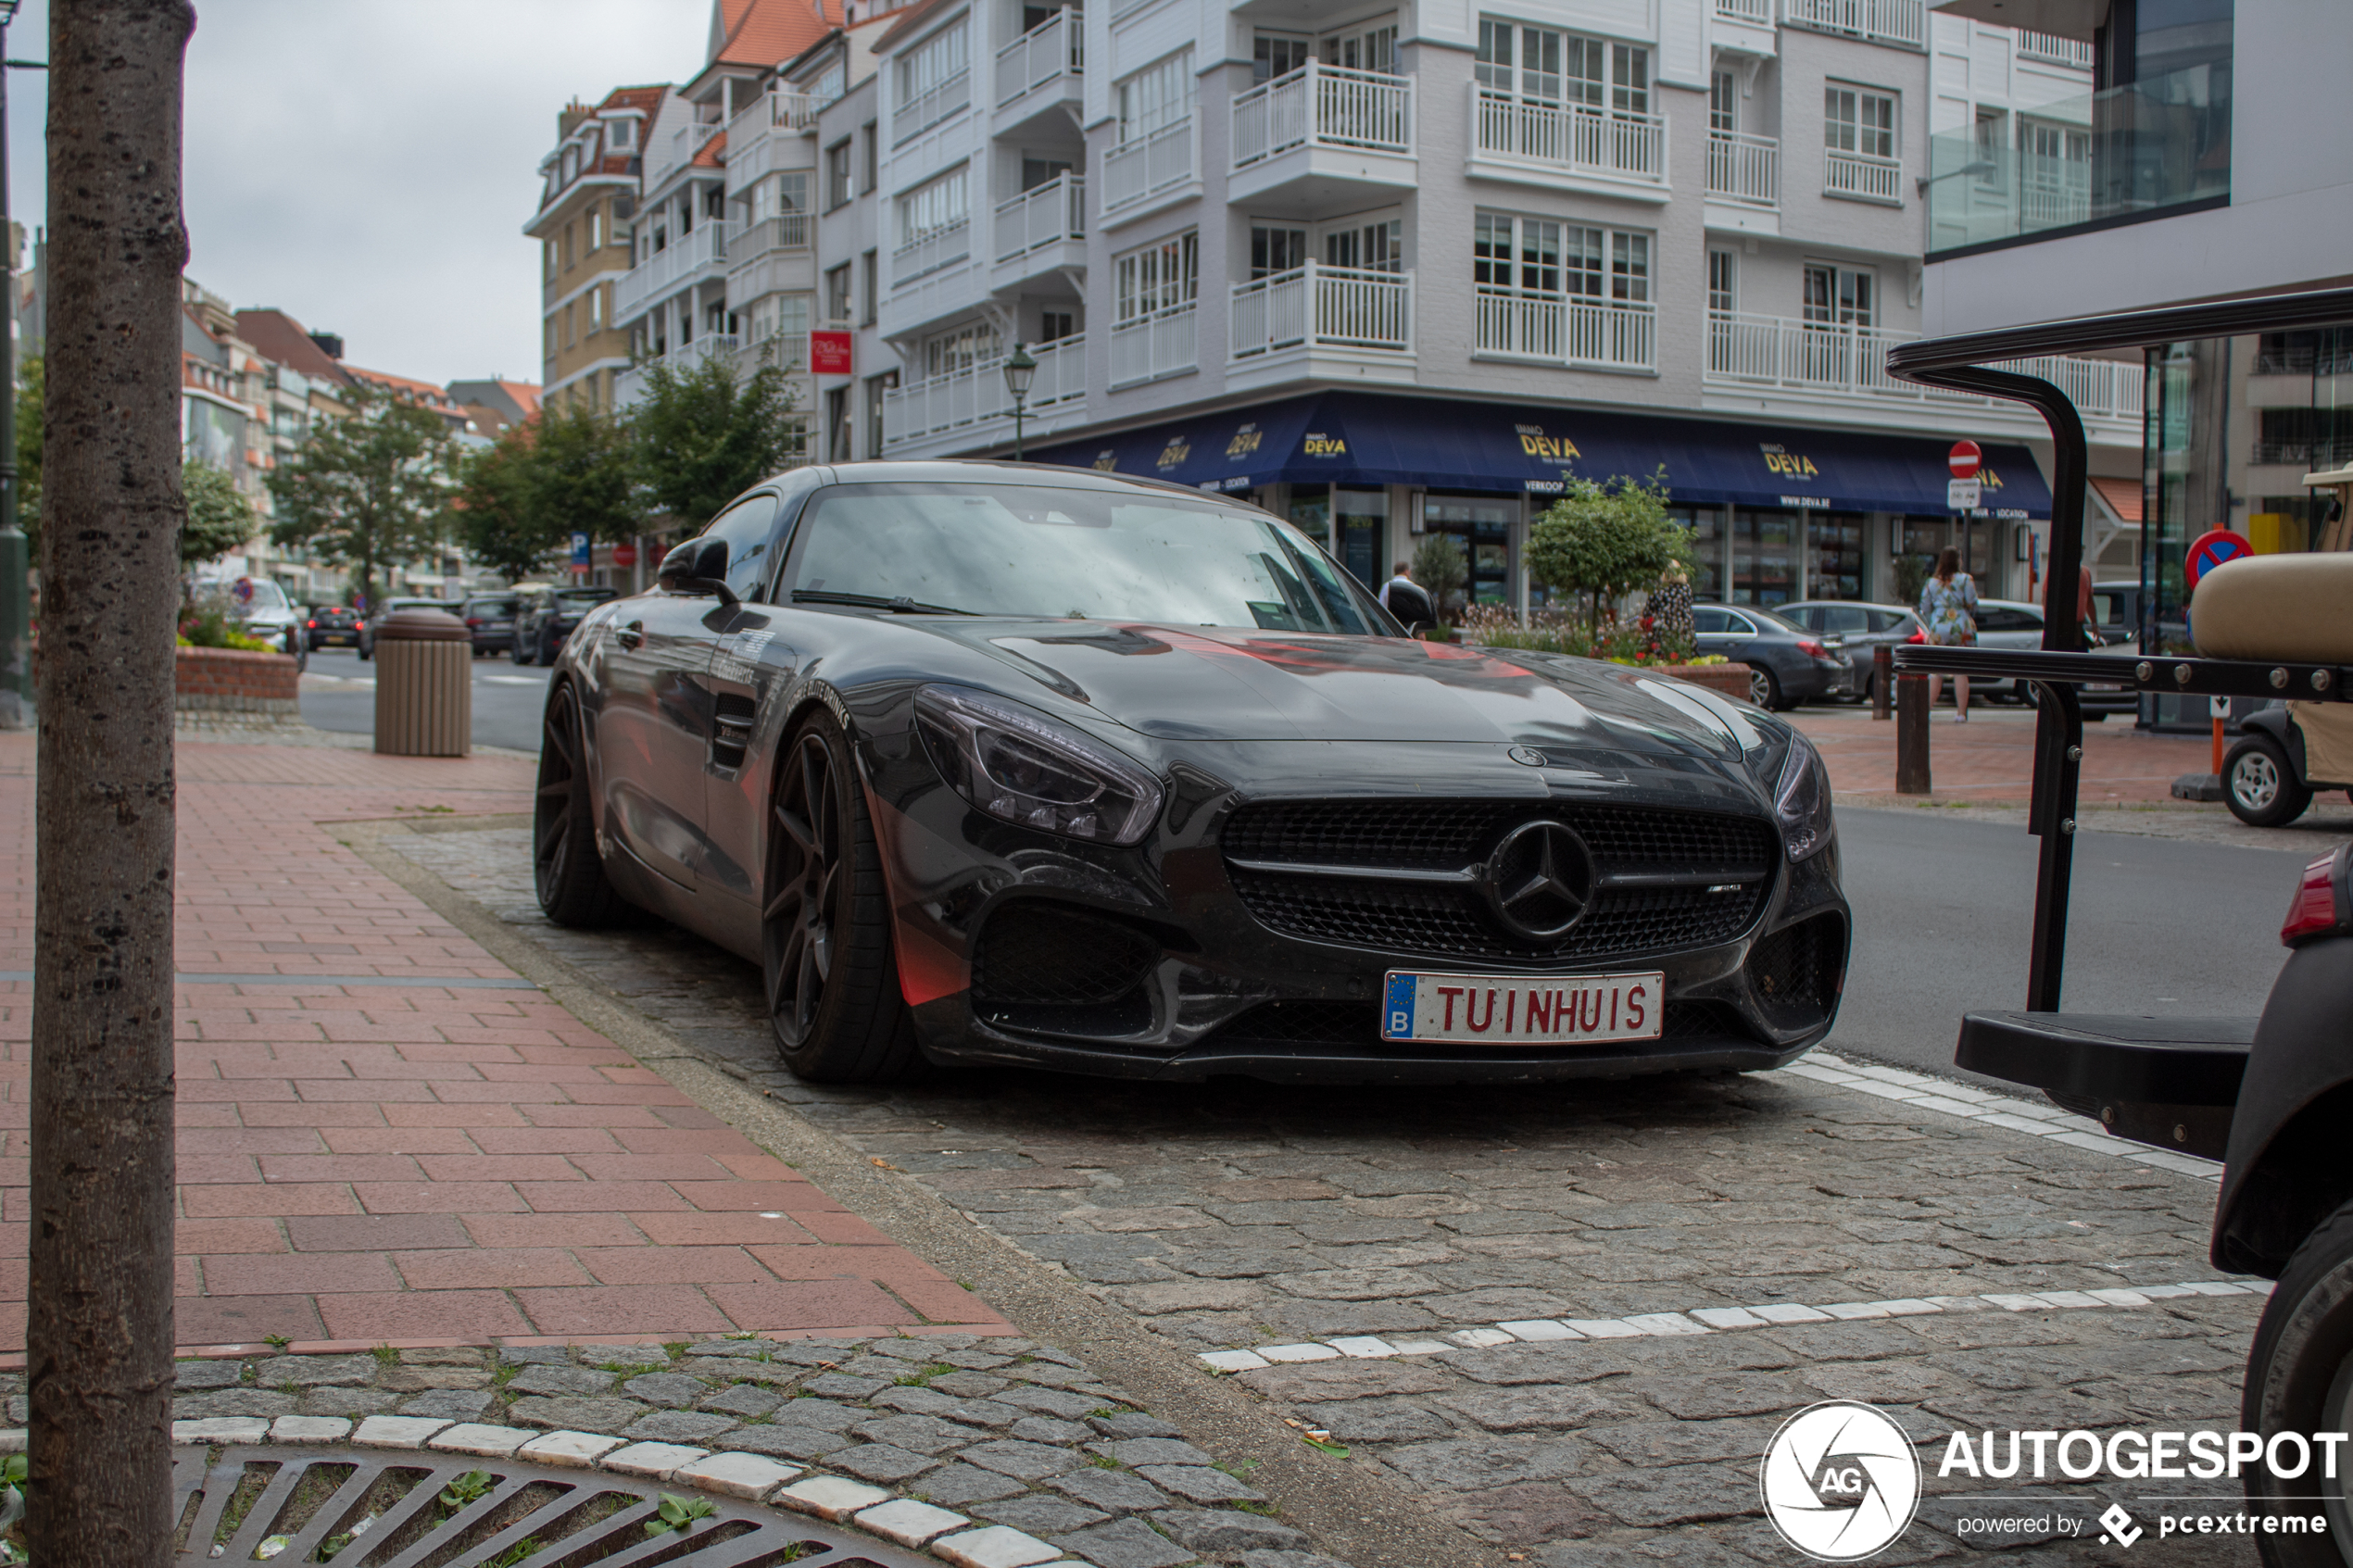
[{"x1": 1032, "y1": 391, "x2": 2054, "y2": 520}]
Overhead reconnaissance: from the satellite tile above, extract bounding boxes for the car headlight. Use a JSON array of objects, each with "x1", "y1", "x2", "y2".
[
  {"x1": 915, "y1": 684, "x2": 1163, "y2": 847},
  {"x1": 1774, "y1": 736, "x2": 1835, "y2": 863}
]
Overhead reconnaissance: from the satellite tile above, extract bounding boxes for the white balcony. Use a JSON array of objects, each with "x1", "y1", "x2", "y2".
[
  {"x1": 1101, "y1": 117, "x2": 1194, "y2": 222},
  {"x1": 893, "y1": 67, "x2": 971, "y2": 147},
  {"x1": 1704, "y1": 311, "x2": 2145, "y2": 436},
  {"x1": 725, "y1": 93, "x2": 819, "y2": 195},
  {"x1": 881, "y1": 335, "x2": 1087, "y2": 457},
  {"x1": 611, "y1": 222, "x2": 732, "y2": 324},
  {"x1": 1716, "y1": 0, "x2": 1773, "y2": 21},
  {"x1": 2017, "y1": 31, "x2": 2095, "y2": 68},
  {"x1": 1229, "y1": 263, "x2": 1413, "y2": 380},
  {"x1": 893, "y1": 218, "x2": 972, "y2": 288},
  {"x1": 1475, "y1": 293, "x2": 1655, "y2": 372},
  {"x1": 1109, "y1": 302, "x2": 1196, "y2": 390},
  {"x1": 729, "y1": 213, "x2": 812, "y2": 269},
  {"x1": 1825, "y1": 148, "x2": 1902, "y2": 204},
  {"x1": 1229, "y1": 61, "x2": 1415, "y2": 209},
  {"x1": 995, "y1": 6, "x2": 1080, "y2": 116},
  {"x1": 728, "y1": 214, "x2": 815, "y2": 303},
  {"x1": 992, "y1": 174, "x2": 1085, "y2": 288},
  {"x1": 1467, "y1": 87, "x2": 1667, "y2": 200},
  {"x1": 1707, "y1": 132, "x2": 1780, "y2": 208},
  {"x1": 612, "y1": 333, "x2": 741, "y2": 409},
  {"x1": 1781, "y1": 0, "x2": 1926, "y2": 49}
]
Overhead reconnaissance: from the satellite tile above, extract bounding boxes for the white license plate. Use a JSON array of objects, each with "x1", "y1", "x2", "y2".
[{"x1": 1379, "y1": 969, "x2": 1666, "y2": 1046}]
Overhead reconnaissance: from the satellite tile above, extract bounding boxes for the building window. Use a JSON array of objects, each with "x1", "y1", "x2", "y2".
[
  {"x1": 1114, "y1": 231, "x2": 1199, "y2": 323},
  {"x1": 607, "y1": 118, "x2": 634, "y2": 150},
  {"x1": 865, "y1": 371, "x2": 895, "y2": 458},
  {"x1": 588, "y1": 207, "x2": 603, "y2": 250},
  {"x1": 543, "y1": 240, "x2": 556, "y2": 282},
  {"x1": 862, "y1": 121, "x2": 878, "y2": 193},
  {"x1": 894, "y1": 19, "x2": 970, "y2": 139},
  {"x1": 1707, "y1": 250, "x2": 1737, "y2": 314},
  {"x1": 897, "y1": 166, "x2": 968, "y2": 249},
  {"x1": 1252, "y1": 31, "x2": 1310, "y2": 83},
  {"x1": 1710, "y1": 69, "x2": 1736, "y2": 132},
  {"x1": 1116, "y1": 51, "x2": 1192, "y2": 143},
  {"x1": 1803, "y1": 263, "x2": 1875, "y2": 327},
  {"x1": 562, "y1": 222, "x2": 576, "y2": 271},
  {"x1": 1325, "y1": 218, "x2": 1402, "y2": 273},
  {"x1": 1477, "y1": 19, "x2": 1649, "y2": 115},
  {"x1": 563, "y1": 301, "x2": 576, "y2": 349},
  {"x1": 825, "y1": 140, "x2": 854, "y2": 209},
  {"x1": 1038, "y1": 310, "x2": 1076, "y2": 343},
  {"x1": 588, "y1": 286, "x2": 604, "y2": 333},
  {"x1": 749, "y1": 295, "x2": 812, "y2": 360},
  {"x1": 860, "y1": 251, "x2": 878, "y2": 325},
  {"x1": 1250, "y1": 224, "x2": 1307, "y2": 280},
  {"x1": 825, "y1": 263, "x2": 853, "y2": 322},
  {"x1": 1826, "y1": 83, "x2": 1896, "y2": 160},
  {"x1": 1320, "y1": 20, "x2": 1398, "y2": 73},
  {"x1": 923, "y1": 320, "x2": 1001, "y2": 380},
  {"x1": 1972, "y1": 107, "x2": 2007, "y2": 188},
  {"x1": 1475, "y1": 212, "x2": 1555, "y2": 295},
  {"x1": 827, "y1": 386, "x2": 852, "y2": 463}
]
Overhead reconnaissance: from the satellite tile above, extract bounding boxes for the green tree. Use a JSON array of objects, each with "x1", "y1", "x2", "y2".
[
  {"x1": 533, "y1": 401, "x2": 643, "y2": 549},
  {"x1": 1526, "y1": 470, "x2": 1691, "y2": 637},
  {"x1": 180, "y1": 459, "x2": 254, "y2": 567},
  {"x1": 266, "y1": 383, "x2": 458, "y2": 604},
  {"x1": 1412, "y1": 533, "x2": 1468, "y2": 621},
  {"x1": 15, "y1": 354, "x2": 40, "y2": 553},
  {"x1": 453, "y1": 424, "x2": 547, "y2": 583},
  {"x1": 631, "y1": 347, "x2": 803, "y2": 533}
]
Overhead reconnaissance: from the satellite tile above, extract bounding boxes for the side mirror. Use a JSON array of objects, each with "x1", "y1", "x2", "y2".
[{"x1": 657, "y1": 537, "x2": 739, "y2": 606}]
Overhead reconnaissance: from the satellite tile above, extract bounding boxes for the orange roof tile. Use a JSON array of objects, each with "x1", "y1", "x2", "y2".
[
  {"x1": 598, "y1": 83, "x2": 669, "y2": 115},
  {"x1": 692, "y1": 128, "x2": 730, "y2": 167},
  {"x1": 875, "y1": 0, "x2": 954, "y2": 53},
  {"x1": 344, "y1": 364, "x2": 465, "y2": 410},
  {"x1": 2090, "y1": 476, "x2": 2143, "y2": 525},
  {"x1": 716, "y1": 0, "x2": 834, "y2": 67}
]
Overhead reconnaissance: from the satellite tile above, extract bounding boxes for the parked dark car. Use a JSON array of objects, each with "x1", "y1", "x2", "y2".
[
  {"x1": 305, "y1": 605, "x2": 361, "y2": 650},
  {"x1": 1692, "y1": 603, "x2": 1850, "y2": 710},
  {"x1": 354, "y1": 596, "x2": 447, "y2": 660},
  {"x1": 533, "y1": 460, "x2": 1850, "y2": 1087},
  {"x1": 461, "y1": 593, "x2": 522, "y2": 657},
  {"x1": 512, "y1": 586, "x2": 619, "y2": 666},
  {"x1": 1779, "y1": 600, "x2": 1922, "y2": 705}
]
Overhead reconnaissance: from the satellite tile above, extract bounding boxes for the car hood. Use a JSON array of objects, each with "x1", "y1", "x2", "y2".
[{"x1": 896, "y1": 620, "x2": 1778, "y2": 764}]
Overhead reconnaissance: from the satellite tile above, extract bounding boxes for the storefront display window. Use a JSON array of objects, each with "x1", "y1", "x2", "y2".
[
  {"x1": 1288, "y1": 487, "x2": 1331, "y2": 550},
  {"x1": 1731, "y1": 508, "x2": 1793, "y2": 605},
  {"x1": 1335, "y1": 488, "x2": 1386, "y2": 588},
  {"x1": 1667, "y1": 506, "x2": 1720, "y2": 602},
  {"x1": 1423, "y1": 495, "x2": 1515, "y2": 604},
  {"x1": 1810, "y1": 512, "x2": 1865, "y2": 600}
]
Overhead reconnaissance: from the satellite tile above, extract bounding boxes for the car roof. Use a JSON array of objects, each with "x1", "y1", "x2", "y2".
[
  {"x1": 803, "y1": 458, "x2": 1270, "y2": 509},
  {"x1": 1980, "y1": 598, "x2": 2043, "y2": 611},
  {"x1": 1782, "y1": 600, "x2": 1916, "y2": 614}
]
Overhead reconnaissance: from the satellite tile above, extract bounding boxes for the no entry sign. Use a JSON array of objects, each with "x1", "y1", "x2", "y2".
[
  {"x1": 2185, "y1": 528, "x2": 2252, "y2": 589},
  {"x1": 1948, "y1": 440, "x2": 1982, "y2": 481}
]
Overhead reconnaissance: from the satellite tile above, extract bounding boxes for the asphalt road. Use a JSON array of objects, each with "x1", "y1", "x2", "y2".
[
  {"x1": 297, "y1": 645, "x2": 552, "y2": 753},
  {"x1": 1829, "y1": 804, "x2": 2309, "y2": 1085}
]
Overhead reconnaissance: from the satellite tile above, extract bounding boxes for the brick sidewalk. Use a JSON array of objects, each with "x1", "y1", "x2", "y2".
[
  {"x1": 1792, "y1": 704, "x2": 2216, "y2": 804},
  {"x1": 0, "y1": 732, "x2": 1006, "y2": 1355}
]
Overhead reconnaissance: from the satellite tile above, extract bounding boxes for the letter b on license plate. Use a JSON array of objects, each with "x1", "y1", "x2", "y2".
[{"x1": 1380, "y1": 970, "x2": 1665, "y2": 1046}]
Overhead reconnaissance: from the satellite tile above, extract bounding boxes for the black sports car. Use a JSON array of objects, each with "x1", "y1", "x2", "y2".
[{"x1": 536, "y1": 461, "x2": 1849, "y2": 1085}]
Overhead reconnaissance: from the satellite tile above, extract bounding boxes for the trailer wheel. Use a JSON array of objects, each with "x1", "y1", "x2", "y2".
[
  {"x1": 2243, "y1": 1197, "x2": 2353, "y2": 1564},
  {"x1": 2226, "y1": 734, "x2": 2311, "y2": 828}
]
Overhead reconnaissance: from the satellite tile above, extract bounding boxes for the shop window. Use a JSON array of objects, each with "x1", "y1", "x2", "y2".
[
  {"x1": 1423, "y1": 496, "x2": 1516, "y2": 605},
  {"x1": 1335, "y1": 489, "x2": 1386, "y2": 588}
]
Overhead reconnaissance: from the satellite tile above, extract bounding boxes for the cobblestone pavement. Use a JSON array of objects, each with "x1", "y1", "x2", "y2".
[{"x1": 390, "y1": 825, "x2": 2280, "y2": 1566}]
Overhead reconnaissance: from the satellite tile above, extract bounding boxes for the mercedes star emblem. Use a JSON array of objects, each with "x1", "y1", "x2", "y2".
[
  {"x1": 1481, "y1": 820, "x2": 1596, "y2": 941},
  {"x1": 1507, "y1": 746, "x2": 1549, "y2": 767}
]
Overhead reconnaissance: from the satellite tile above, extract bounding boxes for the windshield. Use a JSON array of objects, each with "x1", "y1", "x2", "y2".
[
  {"x1": 784, "y1": 482, "x2": 1382, "y2": 633},
  {"x1": 237, "y1": 582, "x2": 290, "y2": 611}
]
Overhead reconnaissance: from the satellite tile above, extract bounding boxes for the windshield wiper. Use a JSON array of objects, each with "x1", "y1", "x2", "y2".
[{"x1": 792, "y1": 589, "x2": 974, "y2": 616}]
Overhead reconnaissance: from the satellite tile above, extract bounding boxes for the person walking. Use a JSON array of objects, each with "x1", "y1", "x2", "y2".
[{"x1": 1919, "y1": 546, "x2": 1980, "y2": 721}]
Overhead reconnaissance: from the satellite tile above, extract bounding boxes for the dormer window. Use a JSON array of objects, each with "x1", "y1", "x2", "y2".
[
  {"x1": 561, "y1": 148, "x2": 579, "y2": 182},
  {"x1": 607, "y1": 117, "x2": 635, "y2": 150}
]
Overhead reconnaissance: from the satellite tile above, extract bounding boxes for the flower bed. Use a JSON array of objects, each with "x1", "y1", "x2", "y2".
[
  {"x1": 175, "y1": 645, "x2": 300, "y2": 719},
  {"x1": 1653, "y1": 661, "x2": 1753, "y2": 702}
]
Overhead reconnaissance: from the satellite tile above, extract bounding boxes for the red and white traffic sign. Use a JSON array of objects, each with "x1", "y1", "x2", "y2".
[
  {"x1": 1948, "y1": 440, "x2": 1982, "y2": 481},
  {"x1": 2184, "y1": 528, "x2": 2252, "y2": 589}
]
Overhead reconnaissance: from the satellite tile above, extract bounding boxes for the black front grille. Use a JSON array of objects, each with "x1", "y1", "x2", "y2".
[
  {"x1": 1222, "y1": 800, "x2": 1775, "y2": 964},
  {"x1": 1745, "y1": 911, "x2": 1846, "y2": 1028},
  {"x1": 970, "y1": 901, "x2": 1158, "y2": 1011},
  {"x1": 1203, "y1": 997, "x2": 1760, "y2": 1051}
]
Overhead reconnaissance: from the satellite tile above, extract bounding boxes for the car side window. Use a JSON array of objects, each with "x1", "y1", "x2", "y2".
[
  {"x1": 1979, "y1": 607, "x2": 2040, "y2": 633},
  {"x1": 1726, "y1": 611, "x2": 1758, "y2": 636},
  {"x1": 1820, "y1": 606, "x2": 1868, "y2": 634},
  {"x1": 1692, "y1": 606, "x2": 1730, "y2": 634},
  {"x1": 1866, "y1": 609, "x2": 1911, "y2": 633},
  {"x1": 702, "y1": 494, "x2": 785, "y2": 602}
]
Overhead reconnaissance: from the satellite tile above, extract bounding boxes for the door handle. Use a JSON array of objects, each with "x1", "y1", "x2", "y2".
[{"x1": 617, "y1": 621, "x2": 644, "y2": 650}]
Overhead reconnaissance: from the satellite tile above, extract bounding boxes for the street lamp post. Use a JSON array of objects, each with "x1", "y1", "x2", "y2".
[
  {"x1": 1002, "y1": 342, "x2": 1037, "y2": 462},
  {"x1": 0, "y1": 0, "x2": 36, "y2": 730}
]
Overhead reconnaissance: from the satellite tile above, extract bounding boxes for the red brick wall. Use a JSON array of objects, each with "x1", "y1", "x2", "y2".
[{"x1": 174, "y1": 646, "x2": 299, "y2": 711}]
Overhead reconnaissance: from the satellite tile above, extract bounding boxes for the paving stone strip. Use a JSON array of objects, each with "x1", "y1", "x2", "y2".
[
  {"x1": 378, "y1": 823, "x2": 2271, "y2": 1565},
  {"x1": 121, "y1": 1335, "x2": 1346, "y2": 1568}
]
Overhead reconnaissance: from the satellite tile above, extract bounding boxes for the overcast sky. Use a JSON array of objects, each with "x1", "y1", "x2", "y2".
[{"x1": 8, "y1": 0, "x2": 712, "y2": 388}]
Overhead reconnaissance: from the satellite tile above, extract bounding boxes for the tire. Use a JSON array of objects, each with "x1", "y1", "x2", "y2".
[
  {"x1": 761, "y1": 711, "x2": 924, "y2": 1084},
  {"x1": 533, "y1": 681, "x2": 624, "y2": 927},
  {"x1": 2226, "y1": 735, "x2": 2312, "y2": 828},
  {"x1": 356, "y1": 636, "x2": 371, "y2": 661},
  {"x1": 511, "y1": 633, "x2": 535, "y2": 667},
  {"x1": 287, "y1": 633, "x2": 308, "y2": 675},
  {"x1": 2242, "y1": 1197, "x2": 2353, "y2": 1564},
  {"x1": 1747, "y1": 665, "x2": 1782, "y2": 710}
]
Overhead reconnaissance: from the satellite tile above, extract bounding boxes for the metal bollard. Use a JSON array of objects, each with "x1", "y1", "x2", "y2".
[
  {"x1": 1871, "y1": 644, "x2": 1893, "y2": 721},
  {"x1": 1895, "y1": 673, "x2": 1931, "y2": 795}
]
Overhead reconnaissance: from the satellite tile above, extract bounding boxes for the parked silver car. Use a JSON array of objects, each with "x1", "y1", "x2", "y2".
[{"x1": 1778, "y1": 601, "x2": 1922, "y2": 706}]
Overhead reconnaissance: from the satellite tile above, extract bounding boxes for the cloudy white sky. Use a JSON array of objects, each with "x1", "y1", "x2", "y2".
[{"x1": 8, "y1": 0, "x2": 715, "y2": 388}]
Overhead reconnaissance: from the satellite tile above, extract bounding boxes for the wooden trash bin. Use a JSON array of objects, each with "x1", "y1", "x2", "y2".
[{"x1": 372, "y1": 607, "x2": 472, "y2": 757}]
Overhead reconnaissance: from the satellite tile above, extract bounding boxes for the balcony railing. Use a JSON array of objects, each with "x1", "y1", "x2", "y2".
[
  {"x1": 1232, "y1": 60, "x2": 1412, "y2": 170},
  {"x1": 1705, "y1": 311, "x2": 2145, "y2": 422},
  {"x1": 1101, "y1": 116, "x2": 1193, "y2": 216},
  {"x1": 1470, "y1": 88, "x2": 1667, "y2": 184},
  {"x1": 1825, "y1": 148, "x2": 1902, "y2": 203},
  {"x1": 1707, "y1": 131, "x2": 1780, "y2": 207},
  {"x1": 892, "y1": 219, "x2": 971, "y2": 287},
  {"x1": 729, "y1": 213, "x2": 812, "y2": 270},
  {"x1": 770, "y1": 89, "x2": 819, "y2": 129},
  {"x1": 1476, "y1": 293, "x2": 1655, "y2": 371},
  {"x1": 996, "y1": 6, "x2": 1080, "y2": 107},
  {"x1": 1925, "y1": 64, "x2": 2229, "y2": 255},
  {"x1": 2252, "y1": 440, "x2": 2353, "y2": 470},
  {"x1": 994, "y1": 174, "x2": 1084, "y2": 264},
  {"x1": 893, "y1": 67, "x2": 971, "y2": 147},
  {"x1": 1781, "y1": 0, "x2": 1926, "y2": 48},
  {"x1": 1231, "y1": 263, "x2": 1411, "y2": 360},
  {"x1": 672, "y1": 120, "x2": 721, "y2": 169},
  {"x1": 882, "y1": 335, "x2": 1086, "y2": 450},
  {"x1": 1716, "y1": 0, "x2": 1773, "y2": 20},
  {"x1": 2017, "y1": 31, "x2": 2095, "y2": 69},
  {"x1": 611, "y1": 222, "x2": 732, "y2": 322},
  {"x1": 1110, "y1": 302, "x2": 1196, "y2": 389}
]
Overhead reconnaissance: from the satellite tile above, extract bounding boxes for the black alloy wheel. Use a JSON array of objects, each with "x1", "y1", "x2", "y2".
[
  {"x1": 533, "y1": 681, "x2": 623, "y2": 927},
  {"x1": 2242, "y1": 1198, "x2": 2353, "y2": 1565},
  {"x1": 761, "y1": 711, "x2": 921, "y2": 1084}
]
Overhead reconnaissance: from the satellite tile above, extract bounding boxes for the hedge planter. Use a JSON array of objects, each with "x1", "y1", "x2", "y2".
[
  {"x1": 1654, "y1": 661, "x2": 1754, "y2": 703},
  {"x1": 174, "y1": 646, "x2": 300, "y2": 720}
]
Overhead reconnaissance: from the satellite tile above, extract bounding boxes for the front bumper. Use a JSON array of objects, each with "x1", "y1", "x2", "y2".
[{"x1": 866, "y1": 734, "x2": 1849, "y2": 1085}]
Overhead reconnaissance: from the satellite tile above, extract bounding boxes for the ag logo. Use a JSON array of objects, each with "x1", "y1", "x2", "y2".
[{"x1": 1760, "y1": 1402, "x2": 1920, "y2": 1562}]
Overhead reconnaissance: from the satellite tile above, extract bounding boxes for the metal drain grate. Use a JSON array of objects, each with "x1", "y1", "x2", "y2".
[{"x1": 171, "y1": 1446, "x2": 931, "y2": 1568}]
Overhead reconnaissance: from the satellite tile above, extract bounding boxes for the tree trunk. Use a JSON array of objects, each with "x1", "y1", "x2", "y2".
[{"x1": 30, "y1": 5, "x2": 194, "y2": 1565}]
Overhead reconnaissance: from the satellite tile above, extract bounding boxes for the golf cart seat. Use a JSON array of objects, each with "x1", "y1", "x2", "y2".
[
  {"x1": 1955, "y1": 1011, "x2": 2253, "y2": 1160},
  {"x1": 2191, "y1": 553, "x2": 2353, "y2": 663}
]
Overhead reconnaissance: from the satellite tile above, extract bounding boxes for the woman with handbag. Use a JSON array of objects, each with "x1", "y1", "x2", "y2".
[{"x1": 1919, "y1": 546, "x2": 1980, "y2": 721}]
